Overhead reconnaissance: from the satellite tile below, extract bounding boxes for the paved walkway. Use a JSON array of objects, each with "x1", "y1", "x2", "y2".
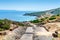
[
  {"x1": 19, "y1": 27, "x2": 33, "y2": 40},
  {"x1": 20, "y1": 34, "x2": 33, "y2": 40},
  {"x1": 25, "y1": 27, "x2": 34, "y2": 34},
  {"x1": 19, "y1": 26, "x2": 53, "y2": 40}
]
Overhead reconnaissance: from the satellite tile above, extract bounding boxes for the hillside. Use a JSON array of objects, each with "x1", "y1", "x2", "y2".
[
  {"x1": 24, "y1": 8, "x2": 60, "y2": 17},
  {"x1": 0, "y1": 19, "x2": 28, "y2": 40},
  {"x1": 0, "y1": 19, "x2": 26, "y2": 31}
]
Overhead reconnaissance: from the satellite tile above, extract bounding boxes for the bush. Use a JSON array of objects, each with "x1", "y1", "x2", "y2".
[
  {"x1": 0, "y1": 28, "x2": 3, "y2": 31},
  {"x1": 57, "y1": 14, "x2": 60, "y2": 16},
  {"x1": 40, "y1": 18, "x2": 45, "y2": 21},
  {"x1": 19, "y1": 23, "x2": 25, "y2": 26},
  {"x1": 2, "y1": 24, "x2": 10, "y2": 30},
  {"x1": 52, "y1": 38, "x2": 55, "y2": 40},
  {"x1": 49, "y1": 17, "x2": 56, "y2": 20},
  {"x1": 58, "y1": 34, "x2": 60, "y2": 37},
  {"x1": 49, "y1": 15, "x2": 56, "y2": 20},
  {"x1": 45, "y1": 17, "x2": 48, "y2": 19},
  {"x1": 30, "y1": 19, "x2": 40, "y2": 23}
]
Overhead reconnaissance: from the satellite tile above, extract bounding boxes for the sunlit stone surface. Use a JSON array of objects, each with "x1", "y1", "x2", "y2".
[
  {"x1": 25, "y1": 27, "x2": 34, "y2": 34},
  {"x1": 3, "y1": 27, "x2": 26, "y2": 40},
  {"x1": 20, "y1": 34, "x2": 33, "y2": 40},
  {"x1": 3, "y1": 23, "x2": 53, "y2": 40}
]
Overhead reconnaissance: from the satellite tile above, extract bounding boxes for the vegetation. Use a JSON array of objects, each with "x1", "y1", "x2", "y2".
[
  {"x1": 58, "y1": 34, "x2": 60, "y2": 37},
  {"x1": 30, "y1": 19, "x2": 40, "y2": 23},
  {"x1": 0, "y1": 19, "x2": 10, "y2": 31},
  {"x1": 57, "y1": 14, "x2": 60, "y2": 16},
  {"x1": 24, "y1": 8, "x2": 60, "y2": 17},
  {"x1": 30, "y1": 18, "x2": 46, "y2": 23},
  {"x1": 0, "y1": 19, "x2": 25, "y2": 31},
  {"x1": 40, "y1": 18, "x2": 45, "y2": 21},
  {"x1": 52, "y1": 38, "x2": 55, "y2": 40},
  {"x1": 14, "y1": 22, "x2": 25, "y2": 26},
  {"x1": 49, "y1": 15, "x2": 56, "y2": 20},
  {"x1": 24, "y1": 11, "x2": 45, "y2": 16},
  {"x1": 0, "y1": 13, "x2": 60, "y2": 31},
  {"x1": 45, "y1": 17, "x2": 48, "y2": 19},
  {"x1": 30, "y1": 14, "x2": 60, "y2": 24}
]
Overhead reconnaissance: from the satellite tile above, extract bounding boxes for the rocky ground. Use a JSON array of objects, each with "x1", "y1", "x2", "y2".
[
  {"x1": 0, "y1": 26, "x2": 27, "y2": 40},
  {"x1": 0, "y1": 22, "x2": 60, "y2": 40},
  {"x1": 44, "y1": 22, "x2": 60, "y2": 40}
]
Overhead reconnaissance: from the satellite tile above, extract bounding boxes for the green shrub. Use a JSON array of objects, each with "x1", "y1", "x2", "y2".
[
  {"x1": 40, "y1": 18, "x2": 45, "y2": 21},
  {"x1": 2, "y1": 24, "x2": 10, "y2": 30},
  {"x1": 0, "y1": 28, "x2": 3, "y2": 31},
  {"x1": 30, "y1": 19, "x2": 40, "y2": 23},
  {"x1": 58, "y1": 34, "x2": 60, "y2": 37},
  {"x1": 49, "y1": 15, "x2": 56, "y2": 20},
  {"x1": 52, "y1": 38, "x2": 55, "y2": 40},
  {"x1": 49, "y1": 17, "x2": 56, "y2": 20},
  {"x1": 45, "y1": 17, "x2": 48, "y2": 19},
  {"x1": 19, "y1": 23, "x2": 25, "y2": 26},
  {"x1": 57, "y1": 14, "x2": 60, "y2": 16}
]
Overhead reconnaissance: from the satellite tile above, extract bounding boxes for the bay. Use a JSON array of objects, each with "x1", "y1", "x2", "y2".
[{"x1": 0, "y1": 10, "x2": 36, "y2": 22}]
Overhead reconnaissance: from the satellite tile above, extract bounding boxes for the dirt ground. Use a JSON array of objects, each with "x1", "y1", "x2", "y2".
[
  {"x1": 44, "y1": 22, "x2": 60, "y2": 32},
  {"x1": 44, "y1": 22, "x2": 60, "y2": 40},
  {"x1": 0, "y1": 35, "x2": 4, "y2": 40}
]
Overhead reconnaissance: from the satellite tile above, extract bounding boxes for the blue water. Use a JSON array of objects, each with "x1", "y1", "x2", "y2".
[{"x1": 0, "y1": 10, "x2": 36, "y2": 22}]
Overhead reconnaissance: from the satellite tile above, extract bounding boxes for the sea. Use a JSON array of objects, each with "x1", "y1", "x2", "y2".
[{"x1": 0, "y1": 10, "x2": 36, "y2": 22}]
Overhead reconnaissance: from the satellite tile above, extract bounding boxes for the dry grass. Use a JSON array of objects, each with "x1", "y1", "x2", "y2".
[
  {"x1": 44, "y1": 22, "x2": 60, "y2": 32},
  {"x1": 58, "y1": 34, "x2": 60, "y2": 38}
]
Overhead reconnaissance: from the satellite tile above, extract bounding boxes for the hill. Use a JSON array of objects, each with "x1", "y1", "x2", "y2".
[
  {"x1": 0, "y1": 19, "x2": 26, "y2": 31},
  {"x1": 24, "y1": 8, "x2": 60, "y2": 17}
]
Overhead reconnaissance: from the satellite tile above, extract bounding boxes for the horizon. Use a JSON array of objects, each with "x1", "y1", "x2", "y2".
[
  {"x1": 0, "y1": 7, "x2": 59, "y2": 12},
  {"x1": 0, "y1": 0, "x2": 60, "y2": 11},
  {"x1": 0, "y1": 0, "x2": 60, "y2": 22}
]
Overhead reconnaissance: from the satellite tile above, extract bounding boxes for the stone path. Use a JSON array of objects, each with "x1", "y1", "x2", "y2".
[
  {"x1": 25, "y1": 27, "x2": 34, "y2": 34},
  {"x1": 19, "y1": 27, "x2": 33, "y2": 40},
  {"x1": 3, "y1": 23, "x2": 53, "y2": 40},
  {"x1": 19, "y1": 27, "x2": 53, "y2": 40},
  {"x1": 3, "y1": 27, "x2": 26, "y2": 40},
  {"x1": 20, "y1": 34, "x2": 33, "y2": 40}
]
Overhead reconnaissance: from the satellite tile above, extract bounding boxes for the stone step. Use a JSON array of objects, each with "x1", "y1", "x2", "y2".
[
  {"x1": 25, "y1": 27, "x2": 34, "y2": 34},
  {"x1": 38, "y1": 35, "x2": 53, "y2": 40},
  {"x1": 19, "y1": 34, "x2": 33, "y2": 40}
]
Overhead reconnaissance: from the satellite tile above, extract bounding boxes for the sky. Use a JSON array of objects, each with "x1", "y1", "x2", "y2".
[{"x1": 0, "y1": 0, "x2": 60, "y2": 11}]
